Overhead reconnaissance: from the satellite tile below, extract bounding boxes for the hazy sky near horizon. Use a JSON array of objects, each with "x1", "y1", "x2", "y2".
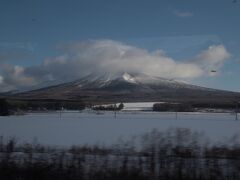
[{"x1": 0, "y1": 0, "x2": 240, "y2": 92}]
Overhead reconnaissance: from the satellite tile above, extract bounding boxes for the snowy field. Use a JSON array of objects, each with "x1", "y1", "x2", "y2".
[{"x1": 0, "y1": 111, "x2": 239, "y2": 146}]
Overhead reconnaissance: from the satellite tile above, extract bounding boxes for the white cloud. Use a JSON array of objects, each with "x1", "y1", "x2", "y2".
[
  {"x1": 0, "y1": 76, "x2": 3, "y2": 84},
  {"x1": 192, "y1": 44, "x2": 231, "y2": 74},
  {"x1": 0, "y1": 40, "x2": 231, "y2": 91},
  {"x1": 37, "y1": 40, "x2": 204, "y2": 80},
  {"x1": 0, "y1": 64, "x2": 37, "y2": 91}
]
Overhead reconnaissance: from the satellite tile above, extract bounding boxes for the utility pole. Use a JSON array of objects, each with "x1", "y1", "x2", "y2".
[
  {"x1": 60, "y1": 106, "x2": 63, "y2": 120},
  {"x1": 175, "y1": 103, "x2": 178, "y2": 120},
  {"x1": 236, "y1": 102, "x2": 239, "y2": 121},
  {"x1": 114, "y1": 103, "x2": 117, "y2": 119}
]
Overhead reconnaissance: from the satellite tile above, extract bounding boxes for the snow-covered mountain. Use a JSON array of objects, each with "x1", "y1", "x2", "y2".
[
  {"x1": 70, "y1": 72, "x2": 209, "y2": 91},
  {"x1": 15, "y1": 72, "x2": 240, "y2": 104}
]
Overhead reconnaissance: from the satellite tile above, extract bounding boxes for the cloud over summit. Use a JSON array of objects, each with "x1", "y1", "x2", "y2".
[{"x1": 0, "y1": 40, "x2": 231, "y2": 91}]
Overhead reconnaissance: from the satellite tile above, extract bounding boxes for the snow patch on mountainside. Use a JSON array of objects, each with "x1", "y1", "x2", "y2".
[{"x1": 122, "y1": 73, "x2": 137, "y2": 84}]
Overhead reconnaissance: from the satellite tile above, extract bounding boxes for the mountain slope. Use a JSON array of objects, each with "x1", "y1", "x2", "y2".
[{"x1": 14, "y1": 72, "x2": 240, "y2": 104}]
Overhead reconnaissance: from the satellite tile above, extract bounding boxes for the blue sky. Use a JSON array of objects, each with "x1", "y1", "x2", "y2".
[{"x1": 0, "y1": 0, "x2": 240, "y2": 92}]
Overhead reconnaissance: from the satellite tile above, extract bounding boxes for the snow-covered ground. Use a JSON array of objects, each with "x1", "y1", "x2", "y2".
[
  {"x1": 0, "y1": 111, "x2": 239, "y2": 146},
  {"x1": 121, "y1": 102, "x2": 158, "y2": 111},
  {"x1": 96, "y1": 102, "x2": 165, "y2": 111}
]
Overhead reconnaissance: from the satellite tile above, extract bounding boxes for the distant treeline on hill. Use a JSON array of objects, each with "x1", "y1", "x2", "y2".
[
  {"x1": 153, "y1": 102, "x2": 239, "y2": 112},
  {"x1": 1, "y1": 98, "x2": 239, "y2": 116},
  {"x1": 153, "y1": 103, "x2": 194, "y2": 112},
  {"x1": 92, "y1": 103, "x2": 124, "y2": 111},
  {"x1": 0, "y1": 99, "x2": 10, "y2": 116},
  {"x1": 0, "y1": 98, "x2": 86, "y2": 115}
]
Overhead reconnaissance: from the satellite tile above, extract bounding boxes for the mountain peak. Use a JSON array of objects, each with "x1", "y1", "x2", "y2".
[
  {"x1": 122, "y1": 72, "x2": 137, "y2": 84},
  {"x1": 69, "y1": 72, "x2": 200, "y2": 91}
]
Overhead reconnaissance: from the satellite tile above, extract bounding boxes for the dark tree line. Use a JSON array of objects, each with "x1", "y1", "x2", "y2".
[
  {"x1": 92, "y1": 103, "x2": 124, "y2": 111},
  {"x1": 0, "y1": 99, "x2": 10, "y2": 116},
  {"x1": 153, "y1": 102, "x2": 240, "y2": 112},
  {"x1": 0, "y1": 128, "x2": 240, "y2": 180},
  {"x1": 0, "y1": 99, "x2": 86, "y2": 113},
  {"x1": 153, "y1": 102, "x2": 194, "y2": 112}
]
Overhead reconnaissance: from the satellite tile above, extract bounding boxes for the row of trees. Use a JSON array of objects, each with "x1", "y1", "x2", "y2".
[
  {"x1": 153, "y1": 102, "x2": 194, "y2": 112},
  {"x1": 0, "y1": 128, "x2": 240, "y2": 179},
  {"x1": 153, "y1": 102, "x2": 240, "y2": 112},
  {"x1": 0, "y1": 98, "x2": 86, "y2": 116},
  {"x1": 92, "y1": 103, "x2": 124, "y2": 111},
  {"x1": 0, "y1": 99, "x2": 126, "y2": 116},
  {"x1": 0, "y1": 99, "x2": 10, "y2": 116},
  {"x1": 2, "y1": 99, "x2": 238, "y2": 115}
]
